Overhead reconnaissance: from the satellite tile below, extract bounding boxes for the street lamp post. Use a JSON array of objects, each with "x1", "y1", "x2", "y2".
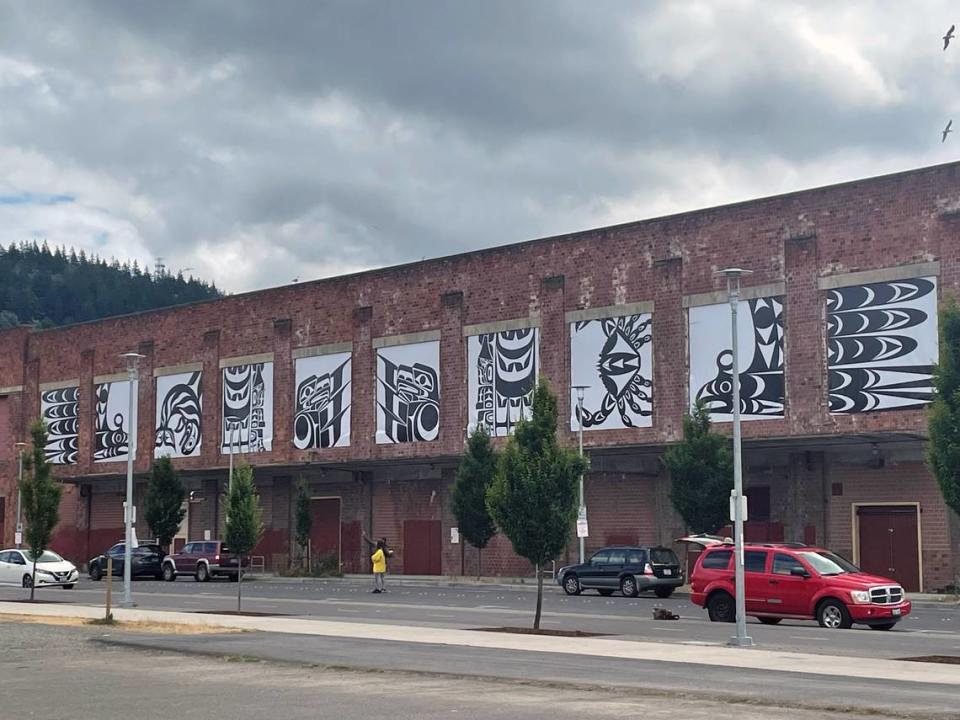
[
  {"x1": 120, "y1": 351, "x2": 144, "y2": 608},
  {"x1": 572, "y1": 385, "x2": 590, "y2": 564},
  {"x1": 717, "y1": 268, "x2": 754, "y2": 648},
  {"x1": 15, "y1": 441, "x2": 27, "y2": 548}
]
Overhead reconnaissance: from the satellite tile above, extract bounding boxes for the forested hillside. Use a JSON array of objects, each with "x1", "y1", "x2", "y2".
[{"x1": 0, "y1": 242, "x2": 221, "y2": 328}]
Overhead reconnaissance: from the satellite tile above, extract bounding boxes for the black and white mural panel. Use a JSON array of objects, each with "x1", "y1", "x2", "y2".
[
  {"x1": 94, "y1": 380, "x2": 137, "y2": 463},
  {"x1": 294, "y1": 352, "x2": 352, "y2": 449},
  {"x1": 688, "y1": 296, "x2": 785, "y2": 421},
  {"x1": 41, "y1": 386, "x2": 79, "y2": 464},
  {"x1": 155, "y1": 371, "x2": 202, "y2": 458},
  {"x1": 221, "y1": 362, "x2": 273, "y2": 454},
  {"x1": 827, "y1": 276, "x2": 938, "y2": 413},
  {"x1": 467, "y1": 327, "x2": 539, "y2": 436},
  {"x1": 569, "y1": 313, "x2": 653, "y2": 431},
  {"x1": 376, "y1": 340, "x2": 440, "y2": 444}
]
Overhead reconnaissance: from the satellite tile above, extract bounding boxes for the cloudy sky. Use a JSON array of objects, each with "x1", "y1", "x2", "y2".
[{"x1": 0, "y1": 2, "x2": 956, "y2": 293}]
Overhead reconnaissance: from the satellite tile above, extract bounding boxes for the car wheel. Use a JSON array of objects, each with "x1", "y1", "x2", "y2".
[
  {"x1": 195, "y1": 563, "x2": 210, "y2": 583},
  {"x1": 620, "y1": 576, "x2": 639, "y2": 598},
  {"x1": 758, "y1": 617, "x2": 782, "y2": 625},
  {"x1": 162, "y1": 564, "x2": 176, "y2": 582},
  {"x1": 562, "y1": 574, "x2": 581, "y2": 595},
  {"x1": 706, "y1": 591, "x2": 735, "y2": 623},
  {"x1": 22, "y1": 574, "x2": 33, "y2": 589},
  {"x1": 89, "y1": 563, "x2": 103, "y2": 581},
  {"x1": 62, "y1": 584, "x2": 75, "y2": 590},
  {"x1": 817, "y1": 599, "x2": 852, "y2": 630},
  {"x1": 598, "y1": 589, "x2": 615, "y2": 597},
  {"x1": 869, "y1": 622, "x2": 897, "y2": 631},
  {"x1": 654, "y1": 587, "x2": 674, "y2": 599}
]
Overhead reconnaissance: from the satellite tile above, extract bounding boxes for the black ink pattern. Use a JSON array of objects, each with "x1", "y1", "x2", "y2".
[
  {"x1": 695, "y1": 297, "x2": 785, "y2": 416},
  {"x1": 294, "y1": 358, "x2": 351, "y2": 449},
  {"x1": 378, "y1": 356, "x2": 439, "y2": 442},
  {"x1": 94, "y1": 383, "x2": 130, "y2": 461},
  {"x1": 156, "y1": 372, "x2": 202, "y2": 456},
  {"x1": 574, "y1": 315, "x2": 652, "y2": 428},
  {"x1": 828, "y1": 278, "x2": 936, "y2": 413},
  {"x1": 475, "y1": 328, "x2": 537, "y2": 434},
  {"x1": 41, "y1": 387, "x2": 79, "y2": 464},
  {"x1": 222, "y1": 363, "x2": 269, "y2": 453}
]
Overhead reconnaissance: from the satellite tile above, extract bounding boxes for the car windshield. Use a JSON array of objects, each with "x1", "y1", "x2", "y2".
[
  {"x1": 799, "y1": 551, "x2": 859, "y2": 576},
  {"x1": 22, "y1": 550, "x2": 64, "y2": 563}
]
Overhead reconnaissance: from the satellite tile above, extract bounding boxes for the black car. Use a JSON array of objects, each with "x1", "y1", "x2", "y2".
[
  {"x1": 88, "y1": 543, "x2": 166, "y2": 581},
  {"x1": 557, "y1": 545, "x2": 683, "y2": 598}
]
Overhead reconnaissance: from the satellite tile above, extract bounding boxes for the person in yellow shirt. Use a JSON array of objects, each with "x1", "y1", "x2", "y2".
[{"x1": 371, "y1": 540, "x2": 387, "y2": 593}]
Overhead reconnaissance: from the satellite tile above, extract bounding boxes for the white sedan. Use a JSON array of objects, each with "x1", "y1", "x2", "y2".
[{"x1": 0, "y1": 548, "x2": 79, "y2": 589}]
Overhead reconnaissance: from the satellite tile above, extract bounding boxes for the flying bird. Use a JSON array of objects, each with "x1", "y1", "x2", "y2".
[
  {"x1": 943, "y1": 119, "x2": 953, "y2": 143},
  {"x1": 945, "y1": 24, "x2": 955, "y2": 50}
]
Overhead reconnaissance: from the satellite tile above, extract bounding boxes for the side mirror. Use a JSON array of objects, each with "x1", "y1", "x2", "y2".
[{"x1": 790, "y1": 566, "x2": 810, "y2": 578}]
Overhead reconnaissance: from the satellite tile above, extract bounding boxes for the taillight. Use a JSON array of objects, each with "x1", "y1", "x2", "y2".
[
  {"x1": 214, "y1": 555, "x2": 220, "y2": 562},
  {"x1": 643, "y1": 563, "x2": 654, "y2": 575}
]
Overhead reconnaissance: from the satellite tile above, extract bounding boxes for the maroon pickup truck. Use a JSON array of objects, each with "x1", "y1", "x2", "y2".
[{"x1": 160, "y1": 540, "x2": 247, "y2": 582}]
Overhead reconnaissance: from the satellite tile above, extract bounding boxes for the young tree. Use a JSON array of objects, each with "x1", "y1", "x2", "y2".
[
  {"x1": 452, "y1": 425, "x2": 498, "y2": 579},
  {"x1": 662, "y1": 402, "x2": 734, "y2": 534},
  {"x1": 928, "y1": 296, "x2": 960, "y2": 517},
  {"x1": 294, "y1": 479, "x2": 312, "y2": 568},
  {"x1": 21, "y1": 420, "x2": 62, "y2": 601},
  {"x1": 144, "y1": 457, "x2": 186, "y2": 551},
  {"x1": 225, "y1": 462, "x2": 264, "y2": 612},
  {"x1": 487, "y1": 379, "x2": 587, "y2": 629}
]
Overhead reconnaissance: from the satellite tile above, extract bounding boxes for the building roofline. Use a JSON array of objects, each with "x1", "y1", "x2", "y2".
[{"x1": 30, "y1": 159, "x2": 960, "y2": 336}]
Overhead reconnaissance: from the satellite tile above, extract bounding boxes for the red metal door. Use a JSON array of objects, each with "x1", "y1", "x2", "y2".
[
  {"x1": 857, "y1": 506, "x2": 920, "y2": 591},
  {"x1": 310, "y1": 498, "x2": 341, "y2": 568},
  {"x1": 402, "y1": 520, "x2": 441, "y2": 575}
]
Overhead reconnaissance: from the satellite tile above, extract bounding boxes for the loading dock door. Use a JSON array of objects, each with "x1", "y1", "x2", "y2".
[
  {"x1": 403, "y1": 520, "x2": 441, "y2": 575},
  {"x1": 310, "y1": 498, "x2": 341, "y2": 568},
  {"x1": 857, "y1": 505, "x2": 920, "y2": 592}
]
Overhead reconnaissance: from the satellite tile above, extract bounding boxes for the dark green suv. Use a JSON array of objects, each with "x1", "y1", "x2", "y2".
[{"x1": 557, "y1": 545, "x2": 683, "y2": 598}]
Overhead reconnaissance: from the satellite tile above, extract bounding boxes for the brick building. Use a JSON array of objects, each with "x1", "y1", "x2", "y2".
[{"x1": 1, "y1": 161, "x2": 959, "y2": 591}]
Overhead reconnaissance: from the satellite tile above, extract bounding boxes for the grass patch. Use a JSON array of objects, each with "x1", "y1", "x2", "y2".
[{"x1": 1, "y1": 613, "x2": 245, "y2": 635}]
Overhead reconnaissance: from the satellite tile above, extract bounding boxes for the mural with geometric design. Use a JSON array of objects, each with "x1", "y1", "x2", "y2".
[
  {"x1": 294, "y1": 352, "x2": 352, "y2": 449},
  {"x1": 827, "y1": 276, "x2": 938, "y2": 413},
  {"x1": 155, "y1": 371, "x2": 202, "y2": 458},
  {"x1": 41, "y1": 386, "x2": 79, "y2": 464},
  {"x1": 467, "y1": 327, "x2": 539, "y2": 436},
  {"x1": 221, "y1": 363, "x2": 273, "y2": 453},
  {"x1": 376, "y1": 340, "x2": 440, "y2": 444},
  {"x1": 94, "y1": 380, "x2": 137, "y2": 463}
]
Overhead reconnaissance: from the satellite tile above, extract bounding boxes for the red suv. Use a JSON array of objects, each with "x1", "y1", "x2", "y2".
[
  {"x1": 689, "y1": 541, "x2": 911, "y2": 630},
  {"x1": 161, "y1": 540, "x2": 245, "y2": 582}
]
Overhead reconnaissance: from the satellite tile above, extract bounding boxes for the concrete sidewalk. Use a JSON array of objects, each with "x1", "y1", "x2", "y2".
[{"x1": 2, "y1": 599, "x2": 958, "y2": 687}]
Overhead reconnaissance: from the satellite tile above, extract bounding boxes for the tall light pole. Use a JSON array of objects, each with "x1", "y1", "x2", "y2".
[
  {"x1": 15, "y1": 441, "x2": 27, "y2": 548},
  {"x1": 717, "y1": 267, "x2": 753, "y2": 648},
  {"x1": 572, "y1": 384, "x2": 589, "y2": 564},
  {"x1": 120, "y1": 351, "x2": 144, "y2": 608}
]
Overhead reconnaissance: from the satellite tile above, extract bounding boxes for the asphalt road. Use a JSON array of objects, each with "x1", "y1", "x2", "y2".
[
  {"x1": 1, "y1": 620, "x2": 952, "y2": 720},
  {"x1": 1, "y1": 576, "x2": 957, "y2": 659}
]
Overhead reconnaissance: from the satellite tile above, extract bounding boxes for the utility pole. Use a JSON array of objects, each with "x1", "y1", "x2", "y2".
[
  {"x1": 572, "y1": 385, "x2": 590, "y2": 564},
  {"x1": 718, "y1": 268, "x2": 754, "y2": 648},
  {"x1": 120, "y1": 351, "x2": 144, "y2": 608}
]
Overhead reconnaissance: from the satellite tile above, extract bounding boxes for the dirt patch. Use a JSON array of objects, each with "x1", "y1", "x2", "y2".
[
  {"x1": 469, "y1": 626, "x2": 609, "y2": 638},
  {"x1": 4, "y1": 598, "x2": 73, "y2": 604},
  {"x1": 194, "y1": 610, "x2": 288, "y2": 617},
  {"x1": 898, "y1": 655, "x2": 960, "y2": 665},
  {"x1": 0, "y1": 614, "x2": 244, "y2": 634}
]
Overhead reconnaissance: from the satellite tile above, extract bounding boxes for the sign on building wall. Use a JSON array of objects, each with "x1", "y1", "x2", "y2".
[
  {"x1": 294, "y1": 352, "x2": 351, "y2": 449},
  {"x1": 221, "y1": 362, "x2": 273, "y2": 453},
  {"x1": 827, "y1": 277, "x2": 938, "y2": 413},
  {"x1": 40, "y1": 386, "x2": 79, "y2": 465},
  {"x1": 94, "y1": 380, "x2": 137, "y2": 463},
  {"x1": 155, "y1": 371, "x2": 202, "y2": 458},
  {"x1": 376, "y1": 340, "x2": 440, "y2": 444},
  {"x1": 467, "y1": 327, "x2": 539, "y2": 436},
  {"x1": 569, "y1": 313, "x2": 653, "y2": 431},
  {"x1": 688, "y1": 296, "x2": 785, "y2": 421}
]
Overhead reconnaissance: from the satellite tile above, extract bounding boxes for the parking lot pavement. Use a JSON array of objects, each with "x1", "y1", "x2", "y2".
[{"x1": 0, "y1": 576, "x2": 956, "y2": 659}]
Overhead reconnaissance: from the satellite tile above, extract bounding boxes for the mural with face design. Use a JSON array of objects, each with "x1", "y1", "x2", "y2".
[{"x1": 376, "y1": 340, "x2": 440, "y2": 444}]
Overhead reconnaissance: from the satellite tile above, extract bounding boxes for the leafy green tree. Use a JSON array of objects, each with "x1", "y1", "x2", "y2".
[
  {"x1": 662, "y1": 402, "x2": 734, "y2": 534},
  {"x1": 452, "y1": 425, "x2": 498, "y2": 578},
  {"x1": 928, "y1": 296, "x2": 960, "y2": 517},
  {"x1": 144, "y1": 457, "x2": 186, "y2": 551},
  {"x1": 21, "y1": 420, "x2": 63, "y2": 601},
  {"x1": 487, "y1": 379, "x2": 587, "y2": 629},
  {"x1": 225, "y1": 462, "x2": 264, "y2": 612},
  {"x1": 294, "y1": 479, "x2": 312, "y2": 568}
]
